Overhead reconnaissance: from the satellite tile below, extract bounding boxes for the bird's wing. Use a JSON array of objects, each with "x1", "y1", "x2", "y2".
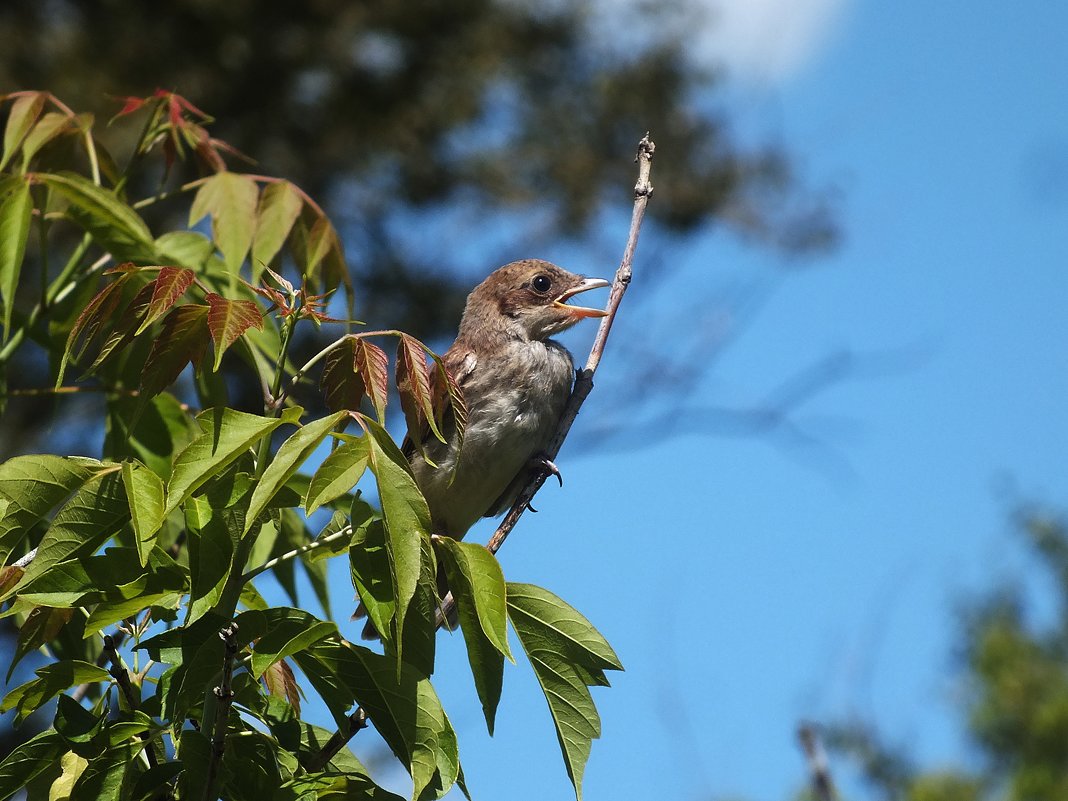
[{"x1": 401, "y1": 346, "x2": 477, "y2": 460}]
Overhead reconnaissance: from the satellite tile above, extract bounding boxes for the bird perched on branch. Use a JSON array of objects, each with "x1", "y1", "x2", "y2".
[
  {"x1": 408, "y1": 258, "x2": 609, "y2": 537},
  {"x1": 357, "y1": 258, "x2": 609, "y2": 638}
]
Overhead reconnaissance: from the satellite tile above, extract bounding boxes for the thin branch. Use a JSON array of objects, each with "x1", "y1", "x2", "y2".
[
  {"x1": 798, "y1": 723, "x2": 837, "y2": 801},
  {"x1": 316, "y1": 134, "x2": 656, "y2": 768},
  {"x1": 202, "y1": 622, "x2": 239, "y2": 801},
  {"x1": 486, "y1": 133, "x2": 653, "y2": 555},
  {"x1": 305, "y1": 707, "x2": 367, "y2": 772},
  {"x1": 437, "y1": 134, "x2": 654, "y2": 622},
  {"x1": 241, "y1": 525, "x2": 352, "y2": 583}
]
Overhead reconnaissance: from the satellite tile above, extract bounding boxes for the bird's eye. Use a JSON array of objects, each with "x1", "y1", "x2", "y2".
[{"x1": 531, "y1": 274, "x2": 552, "y2": 294}]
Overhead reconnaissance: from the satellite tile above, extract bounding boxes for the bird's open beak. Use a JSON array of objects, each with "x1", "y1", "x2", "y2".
[{"x1": 553, "y1": 277, "x2": 610, "y2": 318}]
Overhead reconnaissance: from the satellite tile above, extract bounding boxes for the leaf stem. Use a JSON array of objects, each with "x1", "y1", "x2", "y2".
[
  {"x1": 254, "y1": 314, "x2": 297, "y2": 479},
  {"x1": 241, "y1": 524, "x2": 352, "y2": 583}
]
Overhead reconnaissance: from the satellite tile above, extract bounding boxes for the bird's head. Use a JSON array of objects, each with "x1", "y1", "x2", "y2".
[{"x1": 461, "y1": 259, "x2": 609, "y2": 342}]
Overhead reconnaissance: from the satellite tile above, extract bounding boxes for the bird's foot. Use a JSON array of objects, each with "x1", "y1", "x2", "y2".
[{"x1": 531, "y1": 453, "x2": 563, "y2": 487}]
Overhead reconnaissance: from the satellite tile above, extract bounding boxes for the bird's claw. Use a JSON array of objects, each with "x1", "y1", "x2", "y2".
[{"x1": 532, "y1": 454, "x2": 563, "y2": 487}]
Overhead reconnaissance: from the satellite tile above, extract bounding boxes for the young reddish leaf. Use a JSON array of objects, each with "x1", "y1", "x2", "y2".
[
  {"x1": 0, "y1": 177, "x2": 32, "y2": 339},
  {"x1": 135, "y1": 266, "x2": 196, "y2": 335},
  {"x1": 188, "y1": 172, "x2": 258, "y2": 276},
  {"x1": 262, "y1": 658, "x2": 302, "y2": 716},
  {"x1": 56, "y1": 271, "x2": 135, "y2": 387},
  {"x1": 185, "y1": 122, "x2": 227, "y2": 174},
  {"x1": 240, "y1": 277, "x2": 288, "y2": 312},
  {"x1": 320, "y1": 337, "x2": 365, "y2": 412},
  {"x1": 354, "y1": 337, "x2": 389, "y2": 423},
  {"x1": 396, "y1": 334, "x2": 445, "y2": 447},
  {"x1": 430, "y1": 354, "x2": 468, "y2": 464},
  {"x1": 168, "y1": 91, "x2": 211, "y2": 122},
  {"x1": 140, "y1": 304, "x2": 210, "y2": 398},
  {"x1": 204, "y1": 293, "x2": 263, "y2": 371},
  {"x1": 252, "y1": 180, "x2": 303, "y2": 278},
  {"x1": 87, "y1": 281, "x2": 156, "y2": 372},
  {"x1": 1, "y1": 92, "x2": 45, "y2": 171},
  {"x1": 113, "y1": 95, "x2": 147, "y2": 118}
]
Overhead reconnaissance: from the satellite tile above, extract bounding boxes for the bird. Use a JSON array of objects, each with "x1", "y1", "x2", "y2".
[{"x1": 356, "y1": 258, "x2": 609, "y2": 638}]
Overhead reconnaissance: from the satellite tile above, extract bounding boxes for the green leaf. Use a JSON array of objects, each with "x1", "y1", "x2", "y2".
[
  {"x1": 189, "y1": 171, "x2": 259, "y2": 276},
  {"x1": 19, "y1": 112, "x2": 77, "y2": 168},
  {"x1": 0, "y1": 92, "x2": 45, "y2": 171},
  {"x1": 362, "y1": 417, "x2": 431, "y2": 669},
  {"x1": 3, "y1": 469, "x2": 129, "y2": 601},
  {"x1": 135, "y1": 266, "x2": 196, "y2": 335},
  {"x1": 305, "y1": 437, "x2": 370, "y2": 516},
  {"x1": 104, "y1": 392, "x2": 198, "y2": 480},
  {"x1": 436, "y1": 539, "x2": 510, "y2": 733},
  {"x1": 122, "y1": 460, "x2": 165, "y2": 566},
  {"x1": 39, "y1": 172, "x2": 157, "y2": 262},
  {"x1": 155, "y1": 230, "x2": 215, "y2": 270},
  {"x1": 141, "y1": 614, "x2": 228, "y2": 725},
  {"x1": 0, "y1": 177, "x2": 32, "y2": 339},
  {"x1": 349, "y1": 514, "x2": 394, "y2": 642},
  {"x1": 0, "y1": 729, "x2": 64, "y2": 801},
  {"x1": 0, "y1": 660, "x2": 111, "y2": 724},
  {"x1": 9, "y1": 606, "x2": 73, "y2": 680},
  {"x1": 296, "y1": 640, "x2": 460, "y2": 800},
  {"x1": 236, "y1": 607, "x2": 338, "y2": 678},
  {"x1": 0, "y1": 454, "x2": 105, "y2": 567},
  {"x1": 184, "y1": 472, "x2": 252, "y2": 625},
  {"x1": 164, "y1": 406, "x2": 297, "y2": 516},
  {"x1": 396, "y1": 530, "x2": 438, "y2": 680},
  {"x1": 176, "y1": 729, "x2": 213, "y2": 801},
  {"x1": 506, "y1": 583, "x2": 623, "y2": 801},
  {"x1": 139, "y1": 303, "x2": 210, "y2": 398},
  {"x1": 46, "y1": 751, "x2": 88, "y2": 801},
  {"x1": 70, "y1": 741, "x2": 137, "y2": 801},
  {"x1": 129, "y1": 761, "x2": 183, "y2": 801},
  {"x1": 54, "y1": 693, "x2": 105, "y2": 744},
  {"x1": 245, "y1": 411, "x2": 346, "y2": 532},
  {"x1": 205, "y1": 292, "x2": 263, "y2": 371},
  {"x1": 252, "y1": 180, "x2": 303, "y2": 279}
]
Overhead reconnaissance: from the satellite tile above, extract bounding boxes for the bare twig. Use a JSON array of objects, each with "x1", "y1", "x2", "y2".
[
  {"x1": 437, "y1": 134, "x2": 654, "y2": 622},
  {"x1": 798, "y1": 723, "x2": 837, "y2": 801}
]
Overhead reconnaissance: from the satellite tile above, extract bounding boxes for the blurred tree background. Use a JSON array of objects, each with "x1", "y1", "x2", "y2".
[
  {"x1": 801, "y1": 508, "x2": 1068, "y2": 801},
  {"x1": 0, "y1": 0, "x2": 836, "y2": 459},
  {"x1": 13, "y1": 4, "x2": 1062, "y2": 800}
]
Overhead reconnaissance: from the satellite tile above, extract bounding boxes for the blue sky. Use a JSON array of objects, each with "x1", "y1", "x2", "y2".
[{"x1": 409, "y1": 2, "x2": 1068, "y2": 799}]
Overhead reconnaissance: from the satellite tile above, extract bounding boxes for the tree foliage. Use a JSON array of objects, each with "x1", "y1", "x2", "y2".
[
  {"x1": 818, "y1": 508, "x2": 1068, "y2": 801},
  {"x1": 0, "y1": 0, "x2": 836, "y2": 459},
  {"x1": 0, "y1": 92, "x2": 621, "y2": 801}
]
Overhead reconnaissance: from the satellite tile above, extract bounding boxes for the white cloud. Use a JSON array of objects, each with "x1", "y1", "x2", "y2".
[
  {"x1": 698, "y1": 0, "x2": 849, "y2": 84},
  {"x1": 587, "y1": 0, "x2": 849, "y2": 86}
]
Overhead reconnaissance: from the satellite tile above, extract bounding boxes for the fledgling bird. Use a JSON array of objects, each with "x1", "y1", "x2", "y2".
[
  {"x1": 407, "y1": 258, "x2": 609, "y2": 538},
  {"x1": 357, "y1": 259, "x2": 609, "y2": 638}
]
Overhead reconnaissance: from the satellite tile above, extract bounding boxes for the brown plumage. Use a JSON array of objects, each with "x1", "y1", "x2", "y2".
[{"x1": 357, "y1": 258, "x2": 608, "y2": 638}]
